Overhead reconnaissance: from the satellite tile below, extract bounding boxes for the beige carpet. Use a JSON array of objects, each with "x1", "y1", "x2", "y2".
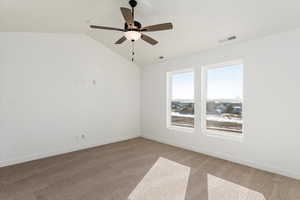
[
  {"x1": 128, "y1": 157, "x2": 266, "y2": 200},
  {"x1": 128, "y1": 157, "x2": 190, "y2": 200},
  {"x1": 1, "y1": 138, "x2": 299, "y2": 199},
  {"x1": 207, "y1": 174, "x2": 265, "y2": 200}
]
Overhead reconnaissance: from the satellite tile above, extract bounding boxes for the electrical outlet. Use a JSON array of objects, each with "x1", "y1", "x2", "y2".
[{"x1": 81, "y1": 133, "x2": 86, "y2": 139}]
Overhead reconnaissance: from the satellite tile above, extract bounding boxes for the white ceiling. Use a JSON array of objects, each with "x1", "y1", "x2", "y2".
[{"x1": 1, "y1": 0, "x2": 300, "y2": 66}]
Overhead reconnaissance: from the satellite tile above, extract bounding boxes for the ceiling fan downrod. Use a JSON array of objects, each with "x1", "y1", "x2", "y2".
[
  {"x1": 129, "y1": 0, "x2": 137, "y2": 18},
  {"x1": 129, "y1": 0, "x2": 137, "y2": 62}
]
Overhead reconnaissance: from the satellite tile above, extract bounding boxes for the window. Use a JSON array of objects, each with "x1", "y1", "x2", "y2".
[
  {"x1": 202, "y1": 60, "x2": 243, "y2": 136},
  {"x1": 167, "y1": 70, "x2": 194, "y2": 130}
]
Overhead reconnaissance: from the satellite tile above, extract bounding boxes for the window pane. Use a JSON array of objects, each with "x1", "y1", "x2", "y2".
[
  {"x1": 170, "y1": 72, "x2": 194, "y2": 128},
  {"x1": 206, "y1": 64, "x2": 243, "y2": 133}
]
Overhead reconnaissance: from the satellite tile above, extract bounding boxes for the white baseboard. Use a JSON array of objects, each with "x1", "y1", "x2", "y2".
[
  {"x1": 0, "y1": 134, "x2": 140, "y2": 168},
  {"x1": 142, "y1": 135, "x2": 300, "y2": 181}
]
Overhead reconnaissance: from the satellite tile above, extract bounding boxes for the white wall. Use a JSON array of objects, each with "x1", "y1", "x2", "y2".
[
  {"x1": 141, "y1": 28, "x2": 300, "y2": 179},
  {"x1": 0, "y1": 32, "x2": 140, "y2": 167}
]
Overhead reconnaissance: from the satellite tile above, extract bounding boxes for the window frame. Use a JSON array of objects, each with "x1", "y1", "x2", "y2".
[
  {"x1": 166, "y1": 68, "x2": 195, "y2": 133},
  {"x1": 201, "y1": 59, "x2": 244, "y2": 141}
]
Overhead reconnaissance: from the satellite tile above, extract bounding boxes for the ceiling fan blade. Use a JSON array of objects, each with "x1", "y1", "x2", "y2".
[
  {"x1": 115, "y1": 36, "x2": 127, "y2": 44},
  {"x1": 141, "y1": 23, "x2": 173, "y2": 32},
  {"x1": 141, "y1": 34, "x2": 158, "y2": 45},
  {"x1": 120, "y1": 7, "x2": 134, "y2": 26},
  {"x1": 90, "y1": 25, "x2": 124, "y2": 32}
]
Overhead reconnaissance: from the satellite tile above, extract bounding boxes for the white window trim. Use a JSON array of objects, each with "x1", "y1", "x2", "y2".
[
  {"x1": 166, "y1": 69, "x2": 195, "y2": 133},
  {"x1": 201, "y1": 59, "x2": 244, "y2": 141}
]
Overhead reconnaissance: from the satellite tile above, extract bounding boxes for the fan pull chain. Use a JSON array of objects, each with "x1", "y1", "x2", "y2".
[{"x1": 131, "y1": 41, "x2": 135, "y2": 62}]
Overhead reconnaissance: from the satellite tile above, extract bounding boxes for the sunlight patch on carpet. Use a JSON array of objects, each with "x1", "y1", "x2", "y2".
[
  {"x1": 208, "y1": 174, "x2": 266, "y2": 200},
  {"x1": 128, "y1": 157, "x2": 190, "y2": 200}
]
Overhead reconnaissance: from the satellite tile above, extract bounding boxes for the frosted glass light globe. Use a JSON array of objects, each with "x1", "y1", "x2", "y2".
[{"x1": 124, "y1": 31, "x2": 141, "y2": 41}]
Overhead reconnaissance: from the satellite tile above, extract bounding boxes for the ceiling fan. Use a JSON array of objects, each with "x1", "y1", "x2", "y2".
[{"x1": 90, "y1": 0, "x2": 173, "y2": 46}]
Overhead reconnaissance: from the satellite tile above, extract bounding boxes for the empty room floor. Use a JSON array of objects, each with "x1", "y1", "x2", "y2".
[{"x1": 0, "y1": 138, "x2": 299, "y2": 200}]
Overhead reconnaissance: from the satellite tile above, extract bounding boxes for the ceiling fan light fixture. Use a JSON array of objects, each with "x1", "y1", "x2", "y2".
[{"x1": 124, "y1": 31, "x2": 141, "y2": 41}]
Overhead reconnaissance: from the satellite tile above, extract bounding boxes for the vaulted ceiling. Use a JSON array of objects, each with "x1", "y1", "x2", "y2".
[{"x1": 1, "y1": 0, "x2": 300, "y2": 66}]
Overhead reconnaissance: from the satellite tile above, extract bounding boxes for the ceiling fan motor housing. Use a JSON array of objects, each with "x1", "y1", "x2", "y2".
[{"x1": 125, "y1": 21, "x2": 142, "y2": 31}]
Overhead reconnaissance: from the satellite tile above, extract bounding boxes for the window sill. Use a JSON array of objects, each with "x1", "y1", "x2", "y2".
[
  {"x1": 204, "y1": 129, "x2": 244, "y2": 142},
  {"x1": 168, "y1": 126, "x2": 194, "y2": 133}
]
